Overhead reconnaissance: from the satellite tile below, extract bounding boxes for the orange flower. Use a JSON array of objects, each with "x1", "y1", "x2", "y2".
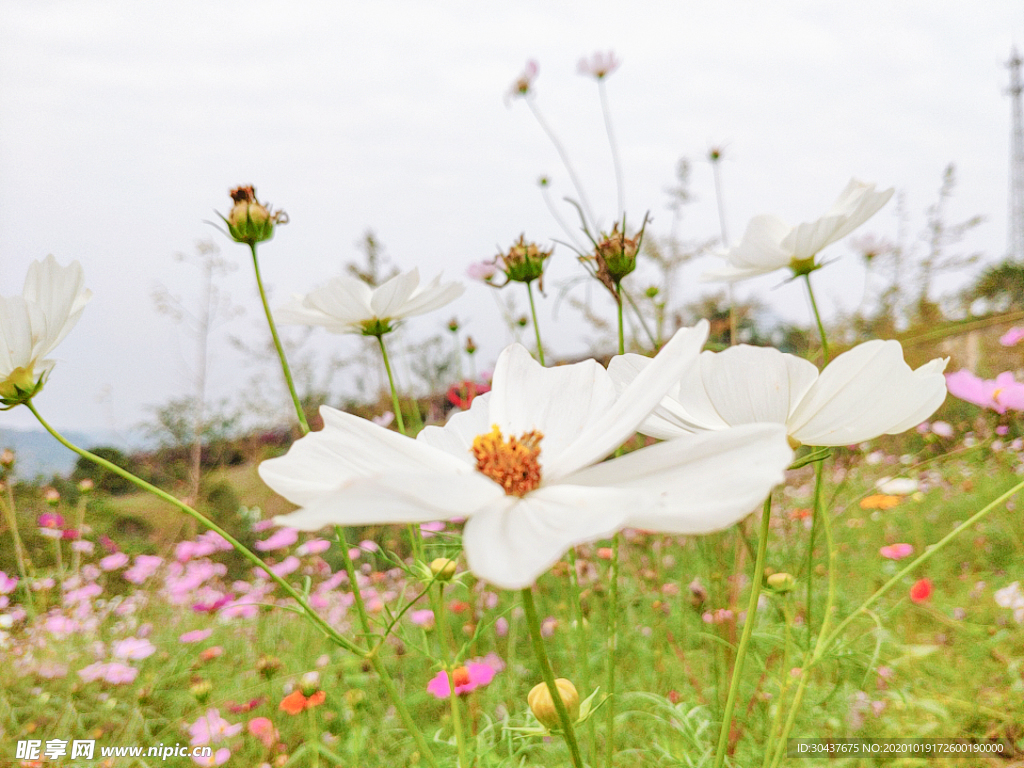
[
  {"x1": 279, "y1": 689, "x2": 326, "y2": 715},
  {"x1": 859, "y1": 494, "x2": 900, "y2": 510}
]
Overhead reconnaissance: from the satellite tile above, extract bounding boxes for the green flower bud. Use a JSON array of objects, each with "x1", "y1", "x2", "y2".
[
  {"x1": 220, "y1": 186, "x2": 287, "y2": 246},
  {"x1": 497, "y1": 235, "x2": 551, "y2": 285}
]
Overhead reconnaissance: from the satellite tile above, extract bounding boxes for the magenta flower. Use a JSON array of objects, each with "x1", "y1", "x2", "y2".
[
  {"x1": 426, "y1": 661, "x2": 498, "y2": 698},
  {"x1": 1000, "y1": 327, "x2": 1024, "y2": 346},
  {"x1": 124, "y1": 555, "x2": 163, "y2": 584},
  {"x1": 179, "y1": 628, "x2": 214, "y2": 644},
  {"x1": 945, "y1": 370, "x2": 1024, "y2": 414},
  {"x1": 879, "y1": 543, "x2": 914, "y2": 560},
  {"x1": 255, "y1": 527, "x2": 299, "y2": 552},
  {"x1": 38, "y1": 512, "x2": 64, "y2": 529}
]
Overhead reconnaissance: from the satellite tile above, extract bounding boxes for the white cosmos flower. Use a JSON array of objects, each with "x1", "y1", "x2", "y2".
[
  {"x1": 0, "y1": 255, "x2": 91, "y2": 403},
  {"x1": 260, "y1": 321, "x2": 793, "y2": 589},
  {"x1": 608, "y1": 340, "x2": 947, "y2": 448},
  {"x1": 276, "y1": 268, "x2": 463, "y2": 335},
  {"x1": 704, "y1": 179, "x2": 894, "y2": 282}
]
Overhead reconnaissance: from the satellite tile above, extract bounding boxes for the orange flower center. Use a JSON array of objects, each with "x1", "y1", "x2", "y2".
[
  {"x1": 452, "y1": 666, "x2": 471, "y2": 688},
  {"x1": 471, "y1": 425, "x2": 543, "y2": 497}
]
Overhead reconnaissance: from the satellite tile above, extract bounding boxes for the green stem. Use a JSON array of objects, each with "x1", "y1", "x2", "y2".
[
  {"x1": 622, "y1": 288, "x2": 658, "y2": 350},
  {"x1": 761, "y1": 602, "x2": 795, "y2": 768},
  {"x1": 376, "y1": 334, "x2": 407, "y2": 436},
  {"x1": 52, "y1": 533, "x2": 64, "y2": 591},
  {"x1": 615, "y1": 285, "x2": 625, "y2": 355},
  {"x1": 0, "y1": 488, "x2": 30, "y2": 589},
  {"x1": 520, "y1": 587, "x2": 584, "y2": 768},
  {"x1": 605, "y1": 535, "x2": 620, "y2": 768},
  {"x1": 249, "y1": 242, "x2": 310, "y2": 435},
  {"x1": 803, "y1": 273, "x2": 829, "y2": 365},
  {"x1": 437, "y1": 585, "x2": 470, "y2": 768},
  {"x1": 567, "y1": 549, "x2": 595, "y2": 763},
  {"x1": 713, "y1": 495, "x2": 772, "y2": 768},
  {"x1": 803, "y1": 462, "x2": 824, "y2": 645},
  {"x1": 526, "y1": 281, "x2": 545, "y2": 366}
]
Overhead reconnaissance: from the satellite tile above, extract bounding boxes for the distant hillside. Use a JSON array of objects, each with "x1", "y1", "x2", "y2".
[{"x1": 0, "y1": 427, "x2": 147, "y2": 481}]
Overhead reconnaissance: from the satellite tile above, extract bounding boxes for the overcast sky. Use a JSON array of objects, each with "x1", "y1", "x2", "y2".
[{"x1": 2, "y1": 1, "x2": 1022, "y2": 436}]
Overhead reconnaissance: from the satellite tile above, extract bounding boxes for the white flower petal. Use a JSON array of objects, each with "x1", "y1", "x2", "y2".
[
  {"x1": 543, "y1": 321, "x2": 710, "y2": 479},
  {"x1": 417, "y1": 392, "x2": 492, "y2": 463},
  {"x1": 565, "y1": 423, "x2": 791, "y2": 533},
  {"x1": 788, "y1": 341, "x2": 947, "y2": 446},
  {"x1": 258, "y1": 406, "x2": 470, "y2": 506},
  {"x1": 369, "y1": 269, "x2": 421, "y2": 318},
  {"x1": 487, "y1": 344, "x2": 617, "y2": 466},
  {"x1": 700, "y1": 346, "x2": 819, "y2": 426},
  {"x1": 462, "y1": 485, "x2": 633, "y2": 589},
  {"x1": 274, "y1": 471, "x2": 504, "y2": 530},
  {"x1": 395, "y1": 273, "x2": 465, "y2": 319}
]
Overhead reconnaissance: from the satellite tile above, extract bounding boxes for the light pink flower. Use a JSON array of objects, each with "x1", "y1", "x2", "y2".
[
  {"x1": 79, "y1": 661, "x2": 138, "y2": 685},
  {"x1": 879, "y1": 543, "x2": 914, "y2": 560},
  {"x1": 179, "y1": 628, "x2": 214, "y2": 644},
  {"x1": 193, "y1": 747, "x2": 231, "y2": 767},
  {"x1": 189, "y1": 708, "x2": 242, "y2": 747},
  {"x1": 100, "y1": 552, "x2": 129, "y2": 571},
  {"x1": 1000, "y1": 327, "x2": 1024, "y2": 346},
  {"x1": 426, "y1": 661, "x2": 498, "y2": 698},
  {"x1": 507, "y1": 60, "x2": 538, "y2": 100},
  {"x1": 409, "y1": 609, "x2": 435, "y2": 628},
  {"x1": 577, "y1": 50, "x2": 620, "y2": 79},
  {"x1": 113, "y1": 637, "x2": 156, "y2": 660},
  {"x1": 420, "y1": 521, "x2": 445, "y2": 537},
  {"x1": 255, "y1": 528, "x2": 299, "y2": 552},
  {"x1": 945, "y1": 370, "x2": 1024, "y2": 414},
  {"x1": 124, "y1": 555, "x2": 163, "y2": 584},
  {"x1": 247, "y1": 716, "x2": 278, "y2": 749},
  {"x1": 297, "y1": 538, "x2": 331, "y2": 556},
  {"x1": 71, "y1": 540, "x2": 95, "y2": 554},
  {"x1": 930, "y1": 420, "x2": 954, "y2": 438},
  {"x1": 0, "y1": 572, "x2": 17, "y2": 594},
  {"x1": 466, "y1": 261, "x2": 498, "y2": 282}
]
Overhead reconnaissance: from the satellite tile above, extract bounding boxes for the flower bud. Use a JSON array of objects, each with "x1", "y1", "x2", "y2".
[
  {"x1": 465, "y1": 337, "x2": 477, "y2": 355},
  {"x1": 190, "y1": 679, "x2": 213, "y2": 703},
  {"x1": 593, "y1": 223, "x2": 641, "y2": 287},
  {"x1": 221, "y1": 186, "x2": 287, "y2": 246},
  {"x1": 257, "y1": 655, "x2": 282, "y2": 680},
  {"x1": 767, "y1": 572, "x2": 795, "y2": 593},
  {"x1": 527, "y1": 678, "x2": 579, "y2": 730},
  {"x1": 0, "y1": 449, "x2": 15, "y2": 468},
  {"x1": 429, "y1": 558, "x2": 457, "y2": 581},
  {"x1": 78, "y1": 478, "x2": 94, "y2": 494}
]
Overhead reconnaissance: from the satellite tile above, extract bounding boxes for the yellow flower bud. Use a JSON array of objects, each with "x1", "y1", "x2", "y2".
[
  {"x1": 527, "y1": 678, "x2": 579, "y2": 730},
  {"x1": 767, "y1": 572, "x2": 795, "y2": 593},
  {"x1": 429, "y1": 558, "x2": 457, "y2": 581}
]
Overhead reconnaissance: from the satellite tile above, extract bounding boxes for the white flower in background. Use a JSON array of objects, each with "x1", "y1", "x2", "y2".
[
  {"x1": 703, "y1": 179, "x2": 894, "y2": 282},
  {"x1": 276, "y1": 268, "x2": 463, "y2": 337},
  {"x1": 875, "y1": 477, "x2": 918, "y2": 496},
  {"x1": 260, "y1": 322, "x2": 793, "y2": 589},
  {"x1": 0, "y1": 255, "x2": 91, "y2": 405},
  {"x1": 608, "y1": 340, "x2": 947, "y2": 448}
]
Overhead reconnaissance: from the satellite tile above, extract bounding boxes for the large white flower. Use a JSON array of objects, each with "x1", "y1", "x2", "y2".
[
  {"x1": 608, "y1": 340, "x2": 947, "y2": 448},
  {"x1": 276, "y1": 268, "x2": 463, "y2": 335},
  {"x1": 260, "y1": 322, "x2": 793, "y2": 589},
  {"x1": 0, "y1": 256, "x2": 91, "y2": 403},
  {"x1": 704, "y1": 179, "x2": 894, "y2": 282}
]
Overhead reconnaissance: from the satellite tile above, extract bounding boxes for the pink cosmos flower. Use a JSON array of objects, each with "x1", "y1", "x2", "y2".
[
  {"x1": 426, "y1": 661, "x2": 498, "y2": 698},
  {"x1": 1000, "y1": 327, "x2": 1024, "y2": 346},
  {"x1": 71, "y1": 540, "x2": 95, "y2": 554},
  {"x1": 247, "y1": 716, "x2": 278, "y2": 749},
  {"x1": 0, "y1": 572, "x2": 18, "y2": 594},
  {"x1": 297, "y1": 538, "x2": 331, "y2": 556},
  {"x1": 909, "y1": 578, "x2": 933, "y2": 604},
  {"x1": 409, "y1": 609, "x2": 435, "y2": 628},
  {"x1": 189, "y1": 708, "x2": 242, "y2": 747},
  {"x1": 124, "y1": 555, "x2": 163, "y2": 584},
  {"x1": 420, "y1": 521, "x2": 445, "y2": 538},
  {"x1": 38, "y1": 512, "x2": 64, "y2": 529},
  {"x1": 255, "y1": 527, "x2": 299, "y2": 552},
  {"x1": 507, "y1": 60, "x2": 538, "y2": 101},
  {"x1": 945, "y1": 370, "x2": 1024, "y2": 414},
  {"x1": 193, "y1": 748, "x2": 231, "y2": 767},
  {"x1": 100, "y1": 552, "x2": 129, "y2": 571},
  {"x1": 113, "y1": 637, "x2": 156, "y2": 660},
  {"x1": 577, "y1": 50, "x2": 620, "y2": 79},
  {"x1": 179, "y1": 628, "x2": 214, "y2": 644},
  {"x1": 79, "y1": 661, "x2": 139, "y2": 685},
  {"x1": 879, "y1": 543, "x2": 914, "y2": 560},
  {"x1": 930, "y1": 420, "x2": 954, "y2": 438}
]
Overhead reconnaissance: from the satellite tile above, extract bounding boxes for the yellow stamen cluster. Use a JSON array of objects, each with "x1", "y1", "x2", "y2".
[{"x1": 471, "y1": 425, "x2": 543, "y2": 497}]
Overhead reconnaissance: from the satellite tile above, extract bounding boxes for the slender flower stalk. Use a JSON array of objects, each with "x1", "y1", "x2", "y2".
[
  {"x1": 712, "y1": 495, "x2": 772, "y2": 768},
  {"x1": 566, "y1": 549, "x2": 595, "y2": 762},
  {"x1": 521, "y1": 587, "x2": 584, "y2": 768},
  {"x1": 0, "y1": 488, "x2": 30, "y2": 589},
  {"x1": 436, "y1": 585, "x2": 470, "y2": 768},
  {"x1": 525, "y1": 281, "x2": 545, "y2": 366},
  {"x1": 597, "y1": 79, "x2": 624, "y2": 218},
  {"x1": 803, "y1": 461, "x2": 825, "y2": 644},
  {"x1": 709, "y1": 149, "x2": 737, "y2": 346},
  {"x1": 249, "y1": 243, "x2": 310, "y2": 434},
  {"x1": 376, "y1": 335, "x2": 407, "y2": 435},
  {"x1": 525, "y1": 100, "x2": 597, "y2": 232},
  {"x1": 803, "y1": 274, "x2": 829, "y2": 364},
  {"x1": 761, "y1": 601, "x2": 796, "y2": 768}
]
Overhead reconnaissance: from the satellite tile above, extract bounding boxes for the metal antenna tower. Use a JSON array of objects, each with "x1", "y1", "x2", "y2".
[{"x1": 1007, "y1": 47, "x2": 1024, "y2": 261}]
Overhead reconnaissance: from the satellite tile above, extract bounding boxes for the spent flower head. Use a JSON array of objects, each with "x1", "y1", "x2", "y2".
[
  {"x1": 220, "y1": 186, "x2": 287, "y2": 246},
  {"x1": 507, "y1": 60, "x2": 539, "y2": 101},
  {"x1": 587, "y1": 218, "x2": 647, "y2": 299},
  {"x1": 492, "y1": 235, "x2": 551, "y2": 288}
]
